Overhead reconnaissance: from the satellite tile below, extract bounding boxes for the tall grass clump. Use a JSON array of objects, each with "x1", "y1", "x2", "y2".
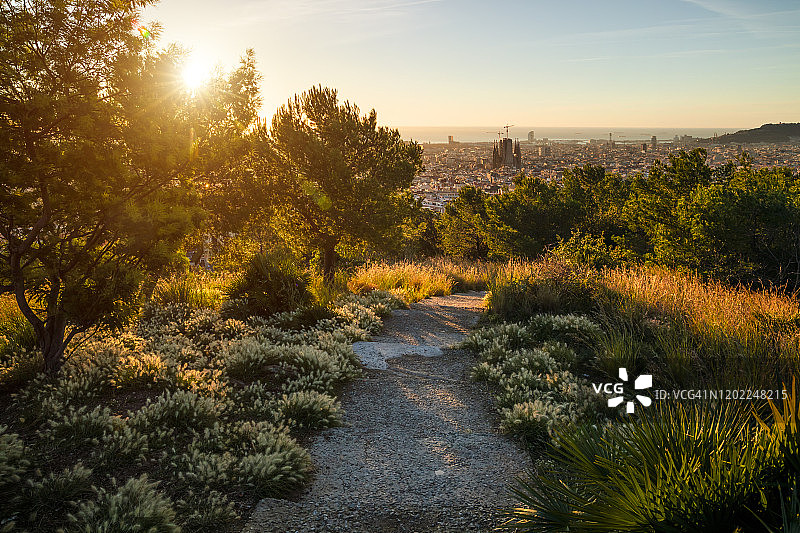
[
  {"x1": 151, "y1": 272, "x2": 226, "y2": 310},
  {"x1": 308, "y1": 270, "x2": 349, "y2": 308},
  {"x1": 462, "y1": 314, "x2": 605, "y2": 447},
  {"x1": 482, "y1": 259, "x2": 800, "y2": 389},
  {"x1": 0, "y1": 296, "x2": 40, "y2": 389},
  {"x1": 349, "y1": 260, "x2": 455, "y2": 302},
  {"x1": 599, "y1": 265, "x2": 800, "y2": 342},
  {"x1": 596, "y1": 265, "x2": 800, "y2": 389},
  {"x1": 348, "y1": 258, "x2": 496, "y2": 302},
  {"x1": 486, "y1": 260, "x2": 595, "y2": 321}
]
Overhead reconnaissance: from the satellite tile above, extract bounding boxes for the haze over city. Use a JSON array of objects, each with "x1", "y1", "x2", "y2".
[{"x1": 143, "y1": 0, "x2": 800, "y2": 128}]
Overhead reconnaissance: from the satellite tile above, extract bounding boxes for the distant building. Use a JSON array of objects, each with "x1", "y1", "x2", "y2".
[
  {"x1": 538, "y1": 145, "x2": 551, "y2": 157},
  {"x1": 448, "y1": 135, "x2": 454, "y2": 144},
  {"x1": 527, "y1": 130, "x2": 535, "y2": 142},
  {"x1": 651, "y1": 136, "x2": 658, "y2": 148},
  {"x1": 492, "y1": 137, "x2": 522, "y2": 169}
]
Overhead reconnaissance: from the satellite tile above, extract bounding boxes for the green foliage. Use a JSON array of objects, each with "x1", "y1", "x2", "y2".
[
  {"x1": 462, "y1": 315, "x2": 604, "y2": 447},
  {"x1": 591, "y1": 326, "x2": 652, "y2": 379},
  {"x1": 20, "y1": 463, "x2": 94, "y2": 519},
  {"x1": 41, "y1": 406, "x2": 118, "y2": 450},
  {"x1": 222, "y1": 338, "x2": 283, "y2": 382},
  {"x1": 435, "y1": 151, "x2": 800, "y2": 292},
  {"x1": 223, "y1": 253, "x2": 312, "y2": 319},
  {"x1": 259, "y1": 85, "x2": 424, "y2": 278},
  {"x1": 152, "y1": 274, "x2": 223, "y2": 310},
  {"x1": 131, "y1": 390, "x2": 224, "y2": 435},
  {"x1": 0, "y1": 0, "x2": 253, "y2": 373},
  {"x1": 0, "y1": 299, "x2": 36, "y2": 361},
  {"x1": 438, "y1": 186, "x2": 492, "y2": 259},
  {"x1": 65, "y1": 476, "x2": 179, "y2": 533},
  {"x1": 175, "y1": 489, "x2": 239, "y2": 529},
  {"x1": 267, "y1": 306, "x2": 336, "y2": 331},
  {"x1": 553, "y1": 230, "x2": 633, "y2": 269},
  {"x1": 395, "y1": 194, "x2": 442, "y2": 258},
  {"x1": 0, "y1": 426, "x2": 27, "y2": 501},
  {"x1": 172, "y1": 422, "x2": 311, "y2": 496},
  {"x1": 486, "y1": 261, "x2": 595, "y2": 321},
  {"x1": 0, "y1": 281, "x2": 399, "y2": 531},
  {"x1": 276, "y1": 390, "x2": 343, "y2": 429},
  {"x1": 501, "y1": 402, "x2": 776, "y2": 532}
]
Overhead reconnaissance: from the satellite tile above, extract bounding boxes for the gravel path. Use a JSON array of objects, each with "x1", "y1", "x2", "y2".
[{"x1": 244, "y1": 291, "x2": 531, "y2": 533}]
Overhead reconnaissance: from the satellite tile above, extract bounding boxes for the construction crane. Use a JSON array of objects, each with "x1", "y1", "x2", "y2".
[
  {"x1": 503, "y1": 124, "x2": 514, "y2": 138},
  {"x1": 484, "y1": 130, "x2": 503, "y2": 140}
]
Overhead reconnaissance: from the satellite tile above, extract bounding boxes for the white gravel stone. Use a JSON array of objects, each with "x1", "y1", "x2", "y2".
[{"x1": 352, "y1": 341, "x2": 442, "y2": 370}]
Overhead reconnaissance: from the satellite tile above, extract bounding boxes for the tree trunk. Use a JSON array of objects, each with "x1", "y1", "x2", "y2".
[
  {"x1": 321, "y1": 239, "x2": 338, "y2": 284},
  {"x1": 40, "y1": 313, "x2": 68, "y2": 374},
  {"x1": 13, "y1": 277, "x2": 69, "y2": 375}
]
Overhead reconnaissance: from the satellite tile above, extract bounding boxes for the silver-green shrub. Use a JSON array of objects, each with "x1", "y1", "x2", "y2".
[
  {"x1": 276, "y1": 390, "x2": 343, "y2": 429},
  {"x1": 464, "y1": 313, "x2": 606, "y2": 443},
  {"x1": 65, "y1": 475, "x2": 179, "y2": 533},
  {"x1": 41, "y1": 406, "x2": 117, "y2": 449}
]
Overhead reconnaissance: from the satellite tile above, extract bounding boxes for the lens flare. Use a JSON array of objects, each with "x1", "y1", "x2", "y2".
[
  {"x1": 131, "y1": 18, "x2": 150, "y2": 40},
  {"x1": 182, "y1": 58, "x2": 211, "y2": 90}
]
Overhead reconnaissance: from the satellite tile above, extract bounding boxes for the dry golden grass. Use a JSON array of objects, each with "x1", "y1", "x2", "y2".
[
  {"x1": 348, "y1": 258, "x2": 496, "y2": 302},
  {"x1": 599, "y1": 266, "x2": 800, "y2": 336},
  {"x1": 483, "y1": 258, "x2": 800, "y2": 388}
]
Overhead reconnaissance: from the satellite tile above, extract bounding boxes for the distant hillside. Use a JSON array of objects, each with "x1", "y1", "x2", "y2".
[{"x1": 709, "y1": 123, "x2": 800, "y2": 144}]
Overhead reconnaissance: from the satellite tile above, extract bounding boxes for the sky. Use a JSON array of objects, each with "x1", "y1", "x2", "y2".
[{"x1": 142, "y1": 0, "x2": 800, "y2": 128}]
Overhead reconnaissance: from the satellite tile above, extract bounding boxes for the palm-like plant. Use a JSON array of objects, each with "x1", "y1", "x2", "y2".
[{"x1": 501, "y1": 401, "x2": 773, "y2": 532}]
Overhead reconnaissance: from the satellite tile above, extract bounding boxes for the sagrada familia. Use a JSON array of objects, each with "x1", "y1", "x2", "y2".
[{"x1": 492, "y1": 138, "x2": 522, "y2": 169}]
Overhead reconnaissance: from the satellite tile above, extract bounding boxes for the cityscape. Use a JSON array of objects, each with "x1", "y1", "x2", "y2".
[{"x1": 414, "y1": 131, "x2": 800, "y2": 212}]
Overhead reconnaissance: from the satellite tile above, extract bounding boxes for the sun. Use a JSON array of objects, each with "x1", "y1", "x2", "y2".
[{"x1": 181, "y1": 57, "x2": 212, "y2": 90}]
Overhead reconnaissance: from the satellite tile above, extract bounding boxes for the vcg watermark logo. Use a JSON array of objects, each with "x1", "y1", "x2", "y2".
[{"x1": 592, "y1": 368, "x2": 652, "y2": 414}]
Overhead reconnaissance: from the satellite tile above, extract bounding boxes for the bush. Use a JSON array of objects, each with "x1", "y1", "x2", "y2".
[
  {"x1": 0, "y1": 348, "x2": 42, "y2": 389},
  {"x1": 131, "y1": 390, "x2": 224, "y2": 435},
  {"x1": 221, "y1": 338, "x2": 283, "y2": 382},
  {"x1": 276, "y1": 390, "x2": 343, "y2": 429},
  {"x1": 176, "y1": 489, "x2": 238, "y2": 529},
  {"x1": 265, "y1": 306, "x2": 335, "y2": 331},
  {"x1": 0, "y1": 298, "x2": 40, "y2": 388},
  {"x1": 0, "y1": 257, "x2": 402, "y2": 531},
  {"x1": 65, "y1": 476, "x2": 179, "y2": 533},
  {"x1": 463, "y1": 314, "x2": 605, "y2": 446},
  {"x1": 111, "y1": 353, "x2": 169, "y2": 389},
  {"x1": 349, "y1": 260, "x2": 455, "y2": 302},
  {"x1": 223, "y1": 253, "x2": 312, "y2": 319},
  {"x1": 486, "y1": 261, "x2": 594, "y2": 321},
  {"x1": 152, "y1": 274, "x2": 223, "y2": 310},
  {"x1": 41, "y1": 406, "x2": 118, "y2": 449},
  {"x1": 553, "y1": 230, "x2": 632, "y2": 269},
  {"x1": 21, "y1": 463, "x2": 93, "y2": 516},
  {"x1": 0, "y1": 426, "x2": 27, "y2": 500},
  {"x1": 0, "y1": 298, "x2": 37, "y2": 362},
  {"x1": 501, "y1": 402, "x2": 774, "y2": 532},
  {"x1": 173, "y1": 423, "x2": 311, "y2": 496}
]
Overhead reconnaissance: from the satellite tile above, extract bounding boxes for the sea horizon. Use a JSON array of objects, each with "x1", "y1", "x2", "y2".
[{"x1": 396, "y1": 126, "x2": 749, "y2": 144}]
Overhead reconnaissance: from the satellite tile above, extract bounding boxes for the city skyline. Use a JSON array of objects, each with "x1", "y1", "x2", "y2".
[{"x1": 144, "y1": 0, "x2": 800, "y2": 127}]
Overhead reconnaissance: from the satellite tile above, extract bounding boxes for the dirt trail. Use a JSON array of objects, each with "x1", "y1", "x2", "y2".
[{"x1": 244, "y1": 292, "x2": 531, "y2": 533}]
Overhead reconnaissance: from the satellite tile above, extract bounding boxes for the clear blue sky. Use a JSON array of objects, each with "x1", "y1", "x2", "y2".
[{"x1": 143, "y1": 0, "x2": 800, "y2": 127}]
